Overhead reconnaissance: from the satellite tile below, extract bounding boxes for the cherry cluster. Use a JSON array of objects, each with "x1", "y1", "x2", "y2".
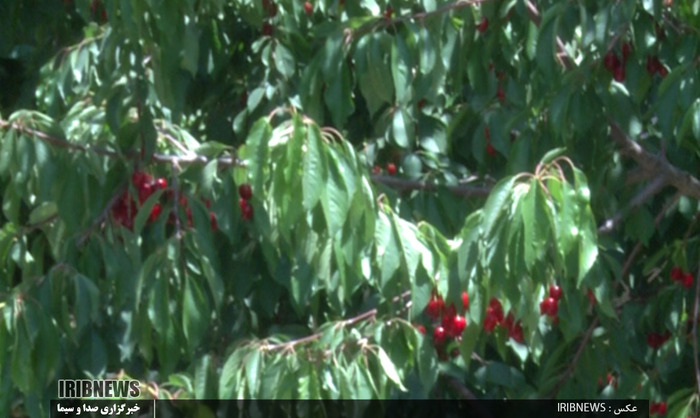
[
  {"x1": 646, "y1": 331, "x2": 671, "y2": 349},
  {"x1": 476, "y1": 17, "x2": 489, "y2": 33},
  {"x1": 539, "y1": 284, "x2": 562, "y2": 320},
  {"x1": 238, "y1": 184, "x2": 254, "y2": 220},
  {"x1": 371, "y1": 163, "x2": 397, "y2": 176},
  {"x1": 483, "y1": 298, "x2": 524, "y2": 343},
  {"x1": 111, "y1": 171, "x2": 220, "y2": 232},
  {"x1": 670, "y1": 266, "x2": 693, "y2": 289},
  {"x1": 646, "y1": 56, "x2": 668, "y2": 78},
  {"x1": 111, "y1": 172, "x2": 168, "y2": 229},
  {"x1": 417, "y1": 290, "x2": 469, "y2": 360},
  {"x1": 649, "y1": 401, "x2": 667, "y2": 416},
  {"x1": 603, "y1": 42, "x2": 632, "y2": 82}
]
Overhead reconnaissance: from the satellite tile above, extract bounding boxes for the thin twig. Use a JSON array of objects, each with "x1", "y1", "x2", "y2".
[
  {"x1": 598, "y1": 175, "x2": 668, "y2": 234},
  {"x1": 371, "y1": 174, "x2": 491, "y2": 197},
  {"x1": 549, "y1": 317, "x2": 599, "y2": 398}
]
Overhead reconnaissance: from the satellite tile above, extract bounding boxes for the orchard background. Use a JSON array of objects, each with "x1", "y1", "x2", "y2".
[{"x1": 1, "y1": 0, "x2": 700, "y2": 416}]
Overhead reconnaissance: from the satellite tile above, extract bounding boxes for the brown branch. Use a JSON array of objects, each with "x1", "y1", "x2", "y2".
[
  {"x1": 371, "y1": 174, "x2": 492, "y2": 197},
  {"x1": 0, "y1": 119, "x2": 241, "y2": 168},
  {"x1": 597, "y1": 174, "x2": 668, "y2": 234},
  {"x1": 549, "y1": 317, "x2": 599, "y2": 398},
  {"x1": 525, "y1": 1, "x2": 575, "y2": 71},
  {"x1": 609, "y1": 121, "x2": 700, "y2": 200}
]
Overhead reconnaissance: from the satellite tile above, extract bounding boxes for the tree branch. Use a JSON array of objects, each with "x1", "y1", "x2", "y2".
[
  {"x1": 597, "y1": 174, "x2": 668, "y2": 234},
  {"x1": 370, "y1": 174, "x2": 492, "y2": 197},
  {"x1": 609, "y1": 121, "x2": 700, "y2": 200},
  {"x1": 548, "y1": 317, "x2": 599, "y2": 398}
]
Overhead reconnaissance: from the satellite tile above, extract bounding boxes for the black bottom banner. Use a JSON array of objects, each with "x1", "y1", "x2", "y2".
[{"x1": 51, "y1": 399, "x2": 649, "y2": 418}]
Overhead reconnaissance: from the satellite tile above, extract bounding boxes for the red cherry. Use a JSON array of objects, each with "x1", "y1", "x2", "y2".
[
  {"x1": 603, "y1": 51, "x2": 620, "y2": 72},
  {"x1": 241, "y1": 201, "x2": 254, "y2": 221},
  {"x1": 451, "y1": 315, "x2": 467, "y2": 336},
  {"x1": 682, "y1": 273, "x2": 693, "y2": 289},
  {"x1": 148, "y1": 203, "x2": 162, "y2": 222},
  {"x1": 238, "y1": 184, "x2": 253, "y2": 200},
  {"x1": 509, "y1": 322, "x2": 524, "y2": 343},
  {"x1": 549, "y1": 284, "x2": 563, "y2": 301},
  {"x1": 655, "y1": 401, "x2": 667, "y2": 415},
  {"x1": 261, "y1": 23, "x2": 274, "y2": 36},
  {"x1": 647, "y1": 56, "x2": 661, "y2": 75},
  {"x1": 304, "y1": 1, "x2": 312, "y2": 15},
  {"x1": 132, "y1": 171, "x2": 151, "y2": 187},
  {"x1": 154, "y1": 178, "x2": 167, "y2": 189},
  {"x1": 647, "y1": 332, "x2": 661, "y2": 349},
  {"x1": 539, "y1": 297, "x2": 558, "y2": 316},
  {"x1": 433, "y1": 326, "x2": 447, "y2": 346},
  {"x1": 461, "y1": 291, "x2": 469, "y2": 312},
  {"x1": 497, "y1": 86, "x2": 505, "y2": 103},
  {"x1": 414, "y1": 324, "x2": 426, "y2": 335},
  {"x1": 621, "y1": 42, "x2": 632, "y2": 62},
  {"x1": 210, "y1": 212, "x2": 218, "y2": 231},
  {"x1": 483, "y1": 309, "x2": 499, "y2": 332},
  {"x1": 658, "y1": 65, "x2": 668, "y2": 77},
  {"x1": 386, "y1": 163, "x2": 397, "y2": 175},
  {"x1": 613, "y1": 66, "x2": 626, "y2": 82},
  {"x1": 425, "y1": 296, "x2": 444, "y2": 319},
  {"x1": 488, "y1": 298, "x2": 504, "y2": 322},
  {"x1": 443, "y1": 303, "x2": 457, "y2": 319},
  {"x1": 586, "y1": 289, "x2": 596, "y2": 305},
  {"x1": 138, "y1": 182, "x2": 153, "y2": 203},
  {"x1": 671, "y1": 266, "x2": 684, "y2": 281},
  {"x1": 476, "y1": 17, "x2": 489, "y2": 33},
  {"x1": 486, "y1": 142, "x2": 497, "y2": 156},
  {"x1": 383, "y1": 6, "x2": 393, "y2": 20}
]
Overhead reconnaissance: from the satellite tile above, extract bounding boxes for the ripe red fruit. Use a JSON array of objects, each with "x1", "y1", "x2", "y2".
[
  {"x1": 138, "y1": 182, "x2": 153, "y2": 203},
  {"x1": 154, "y1": 178, "x2": 167, "y2": 189},
  {"x1": 241, "y1": 203, "x2": 254, "y2": 221},
  {"x1": 549, "y1": 284, "x2": 563, "y2": 301},
  {"x1": 261, "y1": 22, "x2": 274, "y2": 36},
  {"x1": 647, "y1": 332, "x2": 661, "y2": 349},
  {"x1": 210, "y1": 212, "x2": 218, "y2": 231},
  {"x1": 238, "y1": 184, "x2": 253, "y2": 200},
  {"x1": 425, "y1": 296, "x2": 444, "y2": 319},
  {"x1": 671, "y1": 266, "x2": 684, "y2": 281},
  {"x1": 497, "y1": 86, "x2": 505, "y2": 102},
  {"x1": 603, "y1": 51, "x2": 620, "y2": 72},
  {"x1": 433, "y1": 326, "x2": 447, "y2": 346},
  {"x1": 148, "y1": 203, "x2": 162, "y2": 222},
  {"x1": 414, "y1": 324, "x2": 426, "y2": 335},
  {"x1": 451, "y1": 315, "x2": 467, "y2": 336},
  {"x1": 646, "y1": 56, "x2": 662, "y2": 75},
  {"x1": 539, "y1": 297, "x2": 558, "y2": 316},
  {"x1": 304, "y1": 1, "x2": 312, "y2": 15},
  {"x1": 658, "y1": 65, "x2": 668, "y2": 78},
  {"x1": 682, "y1": 272, "x2": 693, "y2": 288},
  {"x1": 386, "y1": 163, "x2": 397, "y2": 175},
  {"x1": 587, "y1": 289, "x2": 596, "y2": 305},
  {"x1": 656, "y1": 401, "x2": 667, "y2": 415},
  {"x1": 476, "y1": 17, "x2": 489, "y2": 33},
  {"x1": 613, "y1": 66, "x2": 626, "y2": 82},
  {"x1": 461, "y1": 291, "x2": 469, "y2": 312},
  {"x1": 483, "y1": 311, "x2": 499, "y2": 332},
  {"x1": 383, "y1": 6, "x2": 393, "y2": 20},
  {"x1": 488, "y1": 298, "x2": 504, "y2": 322},
  {"x1": 486, "y1": 142, "x2": 497, "y2": 156}
]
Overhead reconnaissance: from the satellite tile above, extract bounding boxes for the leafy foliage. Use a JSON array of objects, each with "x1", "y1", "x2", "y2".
[{"x1": 1, "y1": 0, "x2": 700, "y2": 416}]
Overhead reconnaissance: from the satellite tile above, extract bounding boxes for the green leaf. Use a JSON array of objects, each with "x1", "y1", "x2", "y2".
[
  {"x1": 302, "y1": 124, "x2": 328, "y2": 210},
  {"x1": 245, "y1": 349, "x2": 262, "y2": 397},
  {"x1": 274, "y1": 43, "x2": 296, "y2": 79},
  {"x1": 28, "y1": 202, "x2": 57, "y2": 225},
  {"x1": 481, "y1": 176, "x2": 515, "y2": 239},
  {"x1": 375, "y1": 347, "x2": 407, "y2": 391},
  {"x1": 243, "y1": 118, "x2": 272, "y2": 196}
]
